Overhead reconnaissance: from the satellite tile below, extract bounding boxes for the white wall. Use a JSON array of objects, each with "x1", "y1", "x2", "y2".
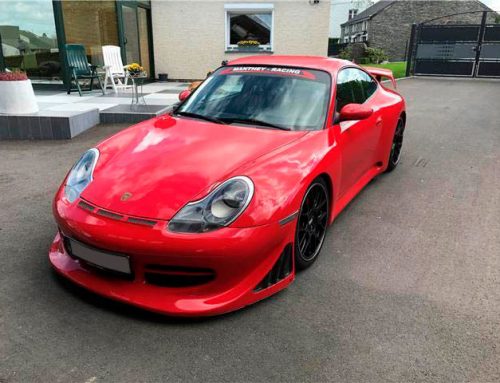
[{"x1": 152, "y1": 0, "x2": 331, "y2": 80}]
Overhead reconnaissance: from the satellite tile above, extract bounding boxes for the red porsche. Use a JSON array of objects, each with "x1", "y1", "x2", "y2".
[{"x1": 50, "y1": 56, "x2": 406, "y2": 316}]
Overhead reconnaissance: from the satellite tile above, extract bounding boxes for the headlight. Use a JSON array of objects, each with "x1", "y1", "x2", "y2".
[
  {"x1": 168, "y1": 176, "x2": 254, "y2": 233},
  {"x1": 64, "y1": 148, "x2": 99, "y2": 203}
]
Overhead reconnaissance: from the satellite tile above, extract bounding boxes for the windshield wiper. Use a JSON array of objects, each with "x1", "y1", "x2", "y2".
[
  {"x1": 222, "y1": 117, "x2": 291, "y2": 131},
  {"x1": 174, "y1": 111, "x2": 227, "y2": 125}
]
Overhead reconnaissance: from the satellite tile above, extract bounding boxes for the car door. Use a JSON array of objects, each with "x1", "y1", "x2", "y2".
[{"x1": 334, "y1": 67, "x2": 382, "y2": 196}]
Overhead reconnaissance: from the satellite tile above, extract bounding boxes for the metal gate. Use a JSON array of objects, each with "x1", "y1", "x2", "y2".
[{"x1": 407, "y1": 11, "x2": 500, "y2": 78}]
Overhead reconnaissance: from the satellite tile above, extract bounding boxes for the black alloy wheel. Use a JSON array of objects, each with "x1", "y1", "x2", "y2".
[
  {"x1": 295, "y1": 178, "x2": 329, "y2": 270},
  {"x1": 386, "y1": 117, "x2": 405, "y2": 172}
]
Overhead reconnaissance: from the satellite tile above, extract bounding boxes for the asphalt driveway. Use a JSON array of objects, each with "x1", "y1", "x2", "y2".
[{"x1": 0, "y1": 78, "x2": 499, "y2": 382}]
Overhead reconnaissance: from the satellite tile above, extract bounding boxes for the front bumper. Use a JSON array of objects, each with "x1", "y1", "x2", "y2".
[{"x1": 49, "y1": 195, "x2": 296, "y2": 316}]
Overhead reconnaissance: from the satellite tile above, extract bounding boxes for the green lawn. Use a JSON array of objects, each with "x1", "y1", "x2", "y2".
[{"x1": 361, "y1": 62, "x2": 407, "y2": 79}]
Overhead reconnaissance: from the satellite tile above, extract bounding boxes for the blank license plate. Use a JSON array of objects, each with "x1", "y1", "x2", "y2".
[{"x1": 68, "y1": 238, "x2": 131, "y2": 275}]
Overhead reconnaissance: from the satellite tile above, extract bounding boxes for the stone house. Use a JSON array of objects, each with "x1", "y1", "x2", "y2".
[
  {"x1": 340, "y1": 0, "x2": 495, "y2": 61},
  {"x1": 329, "y1": 0, "x2": 373, "y2": 39}
]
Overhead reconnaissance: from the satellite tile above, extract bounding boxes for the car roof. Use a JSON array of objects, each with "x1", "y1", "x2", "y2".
[{"x1": 227, "y1": 55, "x2": 351, "y2": 75}]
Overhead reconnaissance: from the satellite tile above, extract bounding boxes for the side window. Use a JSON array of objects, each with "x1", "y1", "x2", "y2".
[
  {"x1": 335, "y1": 68, "x2": 378, "y2": 112},
  {"x1": 336, "y1": 69, "x2": 356, "y2": 112},
  {"x1": 358, "y1": 70, "x2": 378, "y2": 100}
]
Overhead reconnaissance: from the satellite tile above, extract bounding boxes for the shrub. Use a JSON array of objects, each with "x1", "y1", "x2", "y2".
[
  {"x1": 364, "y1": 47, "x2": 388, "y2": 64},
  {"x1": 338, "y1": 45, "x2": 388, "y2": 64},
  {"x1": 338, "y1": 47, "x2": 352, "y2": 60},
  {"x1": 0, "y1": 71, "x2": 28, "y2": 81}
]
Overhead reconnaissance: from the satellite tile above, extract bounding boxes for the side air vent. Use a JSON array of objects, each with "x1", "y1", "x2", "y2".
[
  {"x1": 144, "y1": 265, "x2": 216, "y2": 287},
  {"x1": 77, "y1": 200, "x2": 159, "y2": 227},
  {"x1": 254, "y1": 244, "x2": 293, "y2": 292},
  {"x1": 96, "y1": 209, "x2": 124, "y2": 220},
  {"x1": 127, "y1": 217, "x2": 157, "y2": 226},
  {"x1": 78, "y1": 200, "x2": 95, "y2": 212}
]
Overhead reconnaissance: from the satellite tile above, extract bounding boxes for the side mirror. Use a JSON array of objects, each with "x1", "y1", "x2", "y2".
[
  {"x1": 338, "y1": 103, "x2": 373, "y2": 122},
  {"x1": 178, "y1": 89, "x2": 191, "y2": 102}
]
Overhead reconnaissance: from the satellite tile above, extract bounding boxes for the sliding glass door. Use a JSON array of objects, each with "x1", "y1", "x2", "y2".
[
  {"x1": 61, "y1": 1, "x2": 120, "y2": 66},
  {"x1": 118, "y1": 2, "x2": 153, "y2": 79},
  {"x1": 137, "y1": 7, "x2": 151, "y2": 76},
  {"x1": 122, "y1": 4, "x2": 140, "y2": 64}
]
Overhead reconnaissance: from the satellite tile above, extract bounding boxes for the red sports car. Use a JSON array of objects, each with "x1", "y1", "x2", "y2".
[{"x1": 50, "y1": 56, "x2": 406, "y2": 316}]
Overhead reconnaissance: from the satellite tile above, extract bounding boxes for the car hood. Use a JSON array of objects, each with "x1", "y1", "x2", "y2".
[{"x1": 81, "y1": 115, "x2": 307, "y2": 220}]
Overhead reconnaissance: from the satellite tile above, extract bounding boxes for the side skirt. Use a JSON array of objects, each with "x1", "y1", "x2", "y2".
[{"x1": 330, "y1": 164, "x2": 383, "y2": 223}]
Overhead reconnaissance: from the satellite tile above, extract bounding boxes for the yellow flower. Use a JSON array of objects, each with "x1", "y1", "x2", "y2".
[
  {"x1": 126, "y1": 63, "x2": 143, "y2": 73},
  {"x1": 237, "y1": 40, "x2": 260, "y2": 46}
]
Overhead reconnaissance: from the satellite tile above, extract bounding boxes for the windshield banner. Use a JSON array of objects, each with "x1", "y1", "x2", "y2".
[{"x1": 221, "y1": 66, "x2": 317, "y2": 80}]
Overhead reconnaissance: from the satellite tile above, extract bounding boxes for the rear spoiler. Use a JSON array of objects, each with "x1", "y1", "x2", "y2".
[{"x1": 364, "y1": 66, "x2": 397, "y2": 89}]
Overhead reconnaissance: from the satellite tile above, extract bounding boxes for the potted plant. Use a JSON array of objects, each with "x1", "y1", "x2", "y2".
[
  {"x1": 125, "y1": 63, "x2": 146, "y2": 78},
  {"x1": 0, "y1": 71, "x2": 38, "y2": 114},
  {"x1": 237, "y1": 40, "x2": 260, "y2": 51}
]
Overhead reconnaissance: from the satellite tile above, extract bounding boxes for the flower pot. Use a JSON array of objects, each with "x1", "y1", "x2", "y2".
[
  {"x1": 237, "y1": 46, "x2": 260, "y2": 52},
  {"x1": 0, "y1": 79, "x2": 38, "y2": 115}
]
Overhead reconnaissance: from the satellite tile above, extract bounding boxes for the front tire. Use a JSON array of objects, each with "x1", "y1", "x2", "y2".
[
  {"x1": 294, "y1": 178, "x2": 329, "y2": 270},
  {"x1": 385, "y1": 117, "x2": 405, "y2": 172}
]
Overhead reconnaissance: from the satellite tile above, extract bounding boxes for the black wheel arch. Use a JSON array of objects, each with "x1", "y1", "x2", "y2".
[
  {"x1": 400, "y1": 111, "x2": 406, "y2": 126},
  {"x1": 313, "y1": 173, "x2": 333, "y2": 223}
]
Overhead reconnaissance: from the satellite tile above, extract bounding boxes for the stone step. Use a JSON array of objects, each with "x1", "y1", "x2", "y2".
[
  {"x1": 99, "y1": 104, "x2": 173, "y2": 124},
  {"x1": 0, "y1": 109, "x2": 99, "y2": 140}
]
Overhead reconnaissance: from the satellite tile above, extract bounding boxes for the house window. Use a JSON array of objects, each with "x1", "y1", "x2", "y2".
[
  {"x1": 225, "y1": 3, "x2": 274, "y2": 52},
  {"x1": 0, "y1": 0, "x2": 63, "y2": 83},
  {"x1": 348, "y1": 9, "x2": 358, "y2": 20}
]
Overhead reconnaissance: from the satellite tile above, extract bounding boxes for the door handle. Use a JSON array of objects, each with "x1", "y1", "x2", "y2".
[{"x1": 376, "y1": 117, "x2": 382, "y2": 127}]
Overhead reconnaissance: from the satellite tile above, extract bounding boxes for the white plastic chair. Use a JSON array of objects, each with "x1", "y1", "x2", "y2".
[{"x1": 102, "y1": 45, "x2": 131, "y2": 94}]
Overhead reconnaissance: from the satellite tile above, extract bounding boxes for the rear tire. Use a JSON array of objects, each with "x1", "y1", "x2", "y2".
[
  {"x1": 385, "y1": 117, "x2": 405, "y2": 173},
  {"x1": 294, "y1": 178, "x2": 329, "y2": 270}
]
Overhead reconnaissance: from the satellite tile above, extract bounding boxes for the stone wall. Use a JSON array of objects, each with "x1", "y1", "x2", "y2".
[{"x1": 369, "y1": 1, "x2": 495, "y2": 61}]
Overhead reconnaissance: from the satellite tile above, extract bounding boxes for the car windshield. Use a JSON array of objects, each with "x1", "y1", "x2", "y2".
[{"x1": 176, "y1": 66, "x2": 331, "y2": 131}]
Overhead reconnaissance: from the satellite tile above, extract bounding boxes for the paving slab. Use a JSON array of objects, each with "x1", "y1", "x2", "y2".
[
  {"x1": 47, "y1": 103, "x2": 117, "y2": 112},
  {"x1": 99, "y1": 104, "x2": 172, "y2": 124}
]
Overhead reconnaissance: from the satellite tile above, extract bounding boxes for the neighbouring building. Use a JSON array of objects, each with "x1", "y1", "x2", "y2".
[
  {"x1": 329, "y1": 0, "x2": 372, "y2": 39},
  {"x1": 152, "y1": 0, "x2": 330, "y2": 80},
  {"x1": 340, "y1": 0, "x2": 496, "y2": 61},
  {"x1": 0, "y1": 0, "x2": 330, "y2": 85}
]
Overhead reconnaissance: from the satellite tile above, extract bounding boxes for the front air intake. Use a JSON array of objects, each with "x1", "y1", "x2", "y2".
[
  {"x1": 144, "y1": 264, "x2": 216, "y2": 287},
  {"x1": 254, "y1": 244, "x2": 293, "y2": 292}
]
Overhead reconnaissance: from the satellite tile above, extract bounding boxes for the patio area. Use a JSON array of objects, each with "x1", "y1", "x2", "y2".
[{"x1": 0, "y1": 81, "x2": 189, "y2": 140}]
